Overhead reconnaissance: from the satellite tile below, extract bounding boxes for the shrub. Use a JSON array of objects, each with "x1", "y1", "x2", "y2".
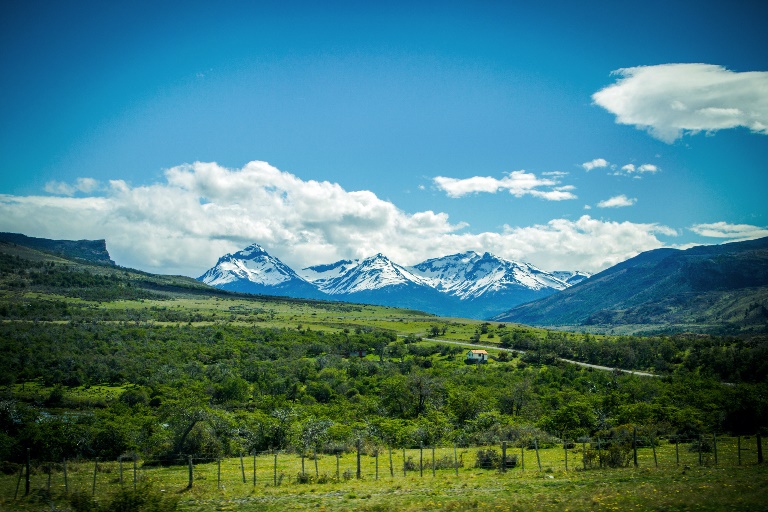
[
  {"x1": 69, "y1": 483, "x2": 179, "y2": 512},
  {"x1": 474, "y1": 449, "x2": 517, "y2": 470}
]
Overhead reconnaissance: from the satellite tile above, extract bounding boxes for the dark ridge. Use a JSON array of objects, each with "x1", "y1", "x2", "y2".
[{"x1": 0, "y1": 232, "x2": 115, "y2": 266}]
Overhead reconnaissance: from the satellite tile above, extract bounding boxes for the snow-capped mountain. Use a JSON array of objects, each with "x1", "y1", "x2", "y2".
[
  {"x1": 198, "y1": 244, "x2": 590, "y2": 319},
  {"x1": 198, "y1": 244, "x2": 321, "y2": 298},
  {"x1": 410, "y1": 251, "x2": 570, "y2": 300}
]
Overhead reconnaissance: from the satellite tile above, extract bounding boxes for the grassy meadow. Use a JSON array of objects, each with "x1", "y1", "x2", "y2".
[{"x1": 3, "y1": 442, "x2": 767, "y2": 511}]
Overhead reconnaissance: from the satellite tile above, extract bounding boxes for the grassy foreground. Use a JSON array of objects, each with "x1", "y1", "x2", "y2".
[
  {"x1": 3, "y1": 445, "x2": 767, "y2": 511},
  {"x1": 177, "y1": 465, "x2": 768, "y2": 512}
]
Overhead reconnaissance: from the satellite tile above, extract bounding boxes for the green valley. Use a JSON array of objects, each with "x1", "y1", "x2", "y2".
[{"x1": 1, "y1": 240, "x2": 767, "y2": 511}]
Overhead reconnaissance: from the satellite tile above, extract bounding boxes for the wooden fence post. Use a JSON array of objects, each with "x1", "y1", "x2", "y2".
[
  {"x1": 241, "y1": 453, "x2": 246, "y2": 483},
  {"x1": 534, "y1": 438, "x2": 542, "y2": 471},
  {"x1": 454, "y1": 445, "x2": 459, "y2": 476},
  {"x1": 119, "y1": 456, "x2": 124, "y2": 485},
  {"x1": 521, "y1": 444, "x2": 525, "y2": 471},
  {"x1": 502, "y1": 441, "x2": 508, "y2": 472},
  {"x1": 273, "y1": 452, "x2": 278, "y2": 486},
  {"x1": 217, "y1": 458, "x2": 221, "y2": 489},
  {"x1": 133, "y1": 456, "x2": 137, "y2": 491},
  {"x1": 597, "y1": 438, "x2": 602, "y2": 469},
  {"x1": 47, "y1": 463, "x2": 51, "y2": 492},
  {"x1": 420, "y1": 444, "x2": 428, "y2": 477},
  {"x1": 188, "y1": 456, "x2": 193, "y2": 489},
  {"x1": 336, "y1": 452, "x2": 340, "y2": 480},
  {"x1": 314, "y1": 447, "x2": 319, "y2": 477},
  {"x1": 389, "y1": 446, "x2": 394, "y2": 477},
  {"x1": 432, "y1": 446, "x2": 436, "y2": 477},
  {"x1": 301, "y1": 452, "x2": 305, "y2": 476},
  {"x1": 403, "y1": 447, "x2": 407, "y2": 477},
  {"x1": 582, "y1": 439, "x2": 587, "y2": 470},
  {"x1": 675, "y1": 436, "x2": 679, "y2": 466},
  {"x1": 699, "y1": 435, "x2": 703, "y2": 466},
  {"x1": 633, "y1": 428, "x2": 639, "y2": 468},
  {"x1": 253, "y1": 453, "x2": 257, "y2": 486},
  {"x1": 713, "y1": 433, "x2": 718, "y2": 466},
  {"x1": 356, "y1": 439, "x2": 361, "y2": 479},
  {"x1": 63, "y1": 458, "x2": 68, "y2": 494},
  {"x1": 563, "y1": 438, "x2": 568, "y2": 471},
  {"x1": 14, "y1": 464, "x2": 22, "y2": 500},
  {"x1": 376, "y1": 449, "x2": 379, "y2": 480}
]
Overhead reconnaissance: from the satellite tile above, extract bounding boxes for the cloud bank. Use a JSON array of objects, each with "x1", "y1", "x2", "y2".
[
  {"x1": 690, "y1": 221, "x2": 768, "y2": 241},
  {"x1": 0, "y1": 161, "x2": 681, "y2": 274},
  {"x1": 593, "y1": 63, "x2": 768, "y2": 142}
]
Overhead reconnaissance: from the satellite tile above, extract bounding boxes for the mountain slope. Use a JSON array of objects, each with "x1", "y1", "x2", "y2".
[{"x1": 495, "y1": 237, "x2": 768, "y2": 333}]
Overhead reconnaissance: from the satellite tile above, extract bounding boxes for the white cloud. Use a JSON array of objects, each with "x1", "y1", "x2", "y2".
[
  {"x1": 689, "y1": 222, "x2": 768, "y2": 241},
  {"x1": 582, "y1": 158, "x2": 609, "y2": 171},
  {"x1": 44, "y1": 177, "x2": 101, "y2": 196},
  {"x1": 593, "y1": 63, "x2": 768, "y2": 142},
  {"x1": 0, "y1": 161, "x2": 680, "y2": 274},
  {"x1": 597, "y1": 195, "x2": 637, "y2": 208},
  {"x1": 433, "y1": 170, "x2": 576, "y2": 200},
  {"x1": 620, "y1": 164, "x2": 635, "y2": 173},
  {"x1": 637, "y1": 164, "x2": 658, "y2": 173}
]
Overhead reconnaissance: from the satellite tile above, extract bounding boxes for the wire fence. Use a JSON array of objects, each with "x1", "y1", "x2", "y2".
[{"x1": 5, "y1": 431, "x2": 765, "y2": 504}]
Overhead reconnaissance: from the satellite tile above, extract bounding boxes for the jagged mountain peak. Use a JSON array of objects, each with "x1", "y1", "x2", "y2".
[
  {"x1": 199, "y1": 243, "x2": 304, "y2": 288},
  {"x1": 236, "y1": 243, "x2": 268, "y2": 258}
]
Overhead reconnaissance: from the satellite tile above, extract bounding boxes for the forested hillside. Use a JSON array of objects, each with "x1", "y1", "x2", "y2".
[{"x1": 0, "y1": 242, "x2": 766, "y2": 466}]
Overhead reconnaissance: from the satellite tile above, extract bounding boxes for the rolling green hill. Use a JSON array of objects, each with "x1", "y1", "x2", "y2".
[{"x1": 495, "y1": 237, "x2": 768, "y2": 334}]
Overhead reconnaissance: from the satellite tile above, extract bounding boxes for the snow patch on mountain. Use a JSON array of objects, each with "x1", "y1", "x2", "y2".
[{"x1": 552, "y1": 270, "x2": 592, "y2": 286}]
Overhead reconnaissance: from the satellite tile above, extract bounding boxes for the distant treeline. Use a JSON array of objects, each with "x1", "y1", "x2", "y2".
[{"x1": 1, "y1": 321, "x2": 767, "y2": 464}]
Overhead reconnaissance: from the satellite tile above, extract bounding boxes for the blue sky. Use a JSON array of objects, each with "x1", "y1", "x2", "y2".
[{"x1": 1, "y1": 0, "x2": 767, "y2": 275}]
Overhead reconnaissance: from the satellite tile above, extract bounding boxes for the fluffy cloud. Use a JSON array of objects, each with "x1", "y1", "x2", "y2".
[
  {"x1": 0, "y1": 161, "x2": 678, "y2": 274},
  {"x1": 582, "y1": 158, "x2": 609, "y2": 171},
  {"x1": 690, "y1": 222, "x2": 768, "y2": 241},
  {"x1": 433, "y1": 171, "x2": 576, "y2": 200},
  {"x1": 597, "y1": 195, "x2": 637, "y2": 208},
  {"x1": 593, "y1": 64, "x2": 768, "y2": 142}
]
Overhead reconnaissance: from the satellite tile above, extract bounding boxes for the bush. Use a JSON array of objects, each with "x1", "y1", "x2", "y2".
[
  {"x1": 474, "y1": 449, "x2": 517, "y2": 470},
  {"x1": 69, "y1": 483, "x2": 179, "y2": 512}
]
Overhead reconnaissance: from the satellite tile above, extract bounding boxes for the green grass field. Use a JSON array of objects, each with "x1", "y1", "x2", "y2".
[{"x1": 3, "y1": 442, "x2": 766, "y2": 511}]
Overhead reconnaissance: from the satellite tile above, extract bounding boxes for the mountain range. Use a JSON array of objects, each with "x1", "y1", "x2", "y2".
[
  {"x1": 495, "y1": 236, "x2": 768, "y2": 334},
  {"x1": 198, "y1": 244, "x2": 590, "y2": 319}
]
